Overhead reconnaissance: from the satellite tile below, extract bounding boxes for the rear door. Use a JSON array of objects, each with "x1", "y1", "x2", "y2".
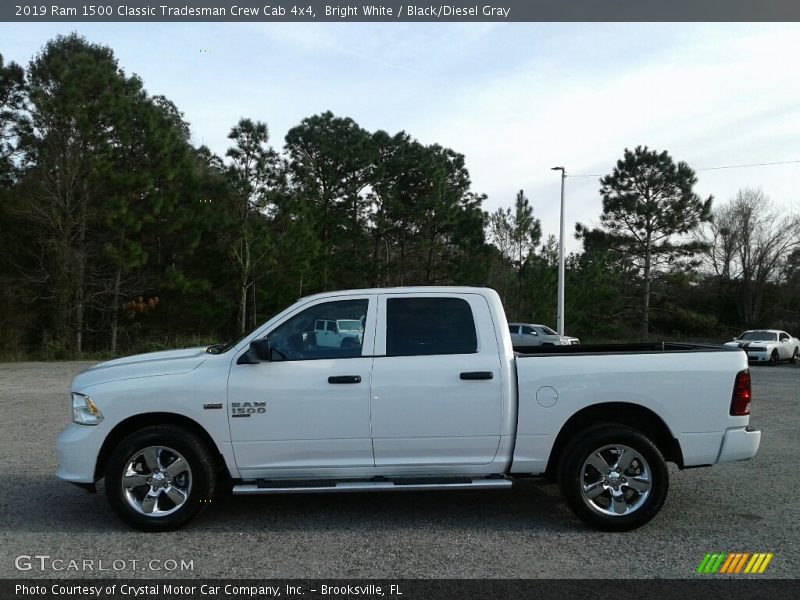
[{"x1": 369, "y1": 293, "x2": 503, "y2": 467}]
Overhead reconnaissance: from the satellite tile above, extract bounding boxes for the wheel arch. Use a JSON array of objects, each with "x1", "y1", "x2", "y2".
[
  {"x1": 94, "y1": 412, "x2": 226, "y2": 481},
  {"x1": 545, "y1": 402, "x2": 684, "y2": 479}
]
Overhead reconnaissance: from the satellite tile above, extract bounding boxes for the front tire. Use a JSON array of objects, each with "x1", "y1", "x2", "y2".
[
  {"x1": 770, "y1": 350, "x2": 780, "y2": 366},
  {"x1": 105, "y1": 426, "x2": 217, "y2": 531},
  {"x1": 558, "y1": 425, "x2": 668, "y2": 531}
]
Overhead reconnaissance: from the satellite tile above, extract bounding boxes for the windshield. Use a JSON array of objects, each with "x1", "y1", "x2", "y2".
[
  {"x1": 738, "y1": 331, "x2": 777, "y2": 341},
  {"x1": 537, "y1": 325, "x2": 558, "y2": 336},
  {"x1": 337, "y1": 320, "x2": 363, "y2": 332}
]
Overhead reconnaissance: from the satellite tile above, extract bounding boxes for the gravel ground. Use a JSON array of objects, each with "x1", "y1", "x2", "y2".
[{"x1": 0, "y1": 360, "x2": 797, "y2": 579}]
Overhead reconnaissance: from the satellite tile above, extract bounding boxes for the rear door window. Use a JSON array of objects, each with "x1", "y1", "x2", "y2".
[{"x1": 386, "y1": 297, "x2": 477, "y2": 356}]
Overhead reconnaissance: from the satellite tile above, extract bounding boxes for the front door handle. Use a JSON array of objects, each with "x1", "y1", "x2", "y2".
[
  {"x1": 328, "y1": 375, "x2": 362, "y2": 384},
  {"x1": 460, "y1": 371, "x2": 493, "y2": 380}
]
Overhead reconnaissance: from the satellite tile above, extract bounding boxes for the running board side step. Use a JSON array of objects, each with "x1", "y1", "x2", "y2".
[{"x1": 232, "y1": 478, "x2": 512, "y2": 495}]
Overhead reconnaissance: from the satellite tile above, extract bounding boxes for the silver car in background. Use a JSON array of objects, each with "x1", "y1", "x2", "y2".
[{"x1": 508, "y1": 323, "x2": 580, "y2": 348}]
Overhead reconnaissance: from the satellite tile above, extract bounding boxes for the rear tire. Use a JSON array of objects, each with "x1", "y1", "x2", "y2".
[
  {"x1": 558, "y1": 425, "x2": 668, "y2": 531},
  {"x1": 105, "y1": 425, "x2": 217, "y2": 531},
  {"x1": 791, "y1": 348, "x2": 798, "y2": 364}
]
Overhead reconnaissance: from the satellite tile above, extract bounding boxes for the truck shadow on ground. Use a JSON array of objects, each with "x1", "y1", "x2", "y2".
[{"x1": 2, "y1": 476, "x2": 580, "y2": 534}]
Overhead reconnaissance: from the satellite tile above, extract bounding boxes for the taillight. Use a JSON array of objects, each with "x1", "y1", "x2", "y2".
[{"x1": 730, "y1": 369, "x2": 751, "y2": 416}]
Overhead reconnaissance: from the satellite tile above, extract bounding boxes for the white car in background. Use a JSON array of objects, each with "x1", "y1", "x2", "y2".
[
  {"x1": 724, "y1": 329, "x2": 799, "y2": 365},
  {"x1": 508, "y1": 323, "x2": 580, "y2": 348},
  {"x1": 314, "y1": 318, "x2": 364, "y2": 348}
]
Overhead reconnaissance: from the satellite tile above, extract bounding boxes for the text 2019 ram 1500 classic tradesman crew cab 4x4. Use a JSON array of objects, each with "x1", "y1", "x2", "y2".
[{"x1": 57, "y1": 287, "x2": 760, "y2": 531}]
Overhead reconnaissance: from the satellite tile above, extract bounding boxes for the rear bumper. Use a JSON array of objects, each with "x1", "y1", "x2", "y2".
[{"x1": 717, "y1": 427, "x2": 761, "y2": 463}]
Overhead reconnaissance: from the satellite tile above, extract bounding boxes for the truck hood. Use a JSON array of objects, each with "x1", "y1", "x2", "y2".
[{"x1": 72, "y1": 347, "x2": 209, "y2": 390}]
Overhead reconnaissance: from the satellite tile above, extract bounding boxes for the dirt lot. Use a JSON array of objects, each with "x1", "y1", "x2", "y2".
[{"x1": 0, "y1": 360, "x2": 797, "y2": 579}]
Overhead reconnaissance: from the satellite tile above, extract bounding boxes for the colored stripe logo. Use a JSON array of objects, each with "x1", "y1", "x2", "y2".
[{"x1": 696, "y1": 552, "x2": 773, "y2": 574}]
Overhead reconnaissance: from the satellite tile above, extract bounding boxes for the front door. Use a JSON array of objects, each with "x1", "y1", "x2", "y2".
[
  {"x1": 778, "y1": 332, "x2": 793, "y2": 359},
  {"x1": 369, "y1": 293, "x2": 504, "y2": 467},
  {"x1": 228, "y1": 296, "x2": 376, "y2": 478}
]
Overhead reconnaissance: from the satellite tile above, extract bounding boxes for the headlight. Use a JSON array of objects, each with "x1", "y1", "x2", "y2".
[{"x1": 72, "y1": 393, "x2": 103, "y2": 425}]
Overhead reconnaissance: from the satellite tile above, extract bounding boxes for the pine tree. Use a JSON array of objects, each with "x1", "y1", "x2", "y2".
[{"x1": 577, "y1": 146, "x2": 712, "y2": 339}]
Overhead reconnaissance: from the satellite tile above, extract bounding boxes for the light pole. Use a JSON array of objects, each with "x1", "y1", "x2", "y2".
[{"x1": 551, "y1": 166, "x2": 566, "y2": 335}]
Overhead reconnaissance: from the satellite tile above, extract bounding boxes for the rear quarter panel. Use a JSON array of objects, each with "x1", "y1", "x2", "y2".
[{"x1": 511, "y1": 349, "x2": 749, "y2": 473}]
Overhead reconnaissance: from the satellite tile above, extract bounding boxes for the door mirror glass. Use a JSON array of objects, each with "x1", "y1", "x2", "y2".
[
  {"x1": 252, "y1": 338, "x2": 271, "y2": 360},
  {"x1": 237, "y1": 338, "x2": 271, "y2": 364}
]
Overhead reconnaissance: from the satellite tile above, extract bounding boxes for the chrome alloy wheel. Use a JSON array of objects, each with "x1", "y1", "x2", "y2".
[
  {"x1": 579, "y1": 444, "x2": 652, "y2": 517},
  {"x1": 121, "y1": 446, "x2": 192, "y2": 517}
]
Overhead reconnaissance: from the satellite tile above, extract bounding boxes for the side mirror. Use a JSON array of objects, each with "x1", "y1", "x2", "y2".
[{"x1": 237, "y1": 338, "x2": 272, "y2": 364}]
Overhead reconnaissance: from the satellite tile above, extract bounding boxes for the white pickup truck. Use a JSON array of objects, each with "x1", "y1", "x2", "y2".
[{"x1": 56, "y1": 287, "x2": 760, "y2": 532}]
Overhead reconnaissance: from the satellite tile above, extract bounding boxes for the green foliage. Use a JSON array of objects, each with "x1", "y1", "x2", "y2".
[
  {"x1": 1, "y1": 37, "x2": 798, "y2": 358},
  {"x1": 0, "y1": 38, "x2": 492, "y2": 357},
  {"x1": 486, "y1": 191, "x2": 542, "y2": 319},
  {"x1": 576, "y1": 146, "x2": 713, "y2": 339},
  {"x1": 285, "y1": 112, "x2": 375, "y2": 289},
  {"x1": 13, "y1": 34, "x2": 151, "y2": 354},
  {"x1": 0, "y1": 53, "x2": 26, "y2": 187},
  {"x1": 225, "y1": 118, "x2": 280, "y2": 333}
]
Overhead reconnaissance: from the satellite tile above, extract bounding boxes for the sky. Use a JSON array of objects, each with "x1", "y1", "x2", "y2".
[{"x1": 2, "y1": 21, "x2": 799, "y2": 251}]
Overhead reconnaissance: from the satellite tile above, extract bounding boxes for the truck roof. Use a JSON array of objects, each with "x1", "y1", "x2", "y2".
[{"x1": 298, "y1": 286, "x2": 497, "y2": 303}]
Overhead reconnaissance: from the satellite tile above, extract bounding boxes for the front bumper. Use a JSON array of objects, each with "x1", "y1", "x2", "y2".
[
  {"x1": 745, "y1": 351, "x2": 770, "y2": 363},
  {"x1": 55, "y1": 423, "x2": 103, "y2": 484},
  {"x1": 717, "y1": 427, "x2": 761, "y2": 463}
]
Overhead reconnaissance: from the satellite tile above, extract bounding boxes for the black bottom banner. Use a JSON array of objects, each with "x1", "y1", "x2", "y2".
[{"x1": 3, "y1": 579, "x2": 798, "y2": 600}]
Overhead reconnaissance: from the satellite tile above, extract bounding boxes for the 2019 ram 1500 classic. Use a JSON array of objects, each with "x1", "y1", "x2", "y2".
[{"x1": 56, "y1": 287, "x2": 760, "y2": 532}]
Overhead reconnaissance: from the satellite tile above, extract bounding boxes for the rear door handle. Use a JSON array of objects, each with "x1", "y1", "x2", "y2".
[
  {"x1": 328, "y1": 375, "x2": 362, "y2": 384},
  {"x1": 460, "y1": 371, "x2": 493, "y2": 380}
]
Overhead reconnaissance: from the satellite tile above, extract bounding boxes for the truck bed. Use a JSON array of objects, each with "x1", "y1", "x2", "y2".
[
  {"x1": 515, "y1": 342, "x2": 739, "y2": 356},
  {"x1": 510, "y1": 341, "x2": 749, "y2": 475}
]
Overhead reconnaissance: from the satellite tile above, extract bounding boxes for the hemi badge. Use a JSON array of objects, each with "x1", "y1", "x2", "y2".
[{"x1": 203, "y1": 402, "x2": 223, "y2": 410}]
